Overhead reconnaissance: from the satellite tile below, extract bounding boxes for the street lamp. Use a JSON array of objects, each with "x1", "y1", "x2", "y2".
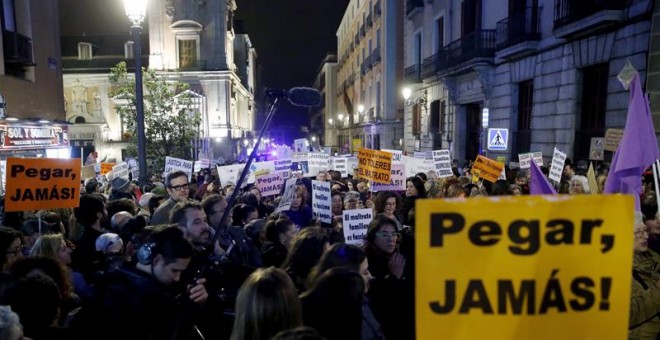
[{"x1": 123, "y1": 0, "x2": 148, "y2": 186}]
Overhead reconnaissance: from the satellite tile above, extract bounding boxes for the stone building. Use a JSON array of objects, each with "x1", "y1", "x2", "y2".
[
  {"x1": 62, "y1": 0, "x2": 256, "y2": 163},
  {"x1": 404, "y1": 0, "x2": 653, "y2": 164},
  {"x1": 334, "y1": 0, "x2": 405, "y2": 153}
]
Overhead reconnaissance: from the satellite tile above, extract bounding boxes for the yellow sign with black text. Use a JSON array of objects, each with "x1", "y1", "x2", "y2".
[
  {"x1": 472, "y1": 154, "x2": 505, "y2": 183},
  {"x1": 357, "y1": 148, "x2": 392, "y2": 184},
  {"x1": 416, "y1": 195, "x2": 633, "y2": 340}
]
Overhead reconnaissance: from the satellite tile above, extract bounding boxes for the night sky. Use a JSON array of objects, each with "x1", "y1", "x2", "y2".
[
  {"x1": 59, "y1": 0, "x2": 348, "y2": 139},
  {"x1": 234, "y1": 0, "x2": 349, "y2": 134}
]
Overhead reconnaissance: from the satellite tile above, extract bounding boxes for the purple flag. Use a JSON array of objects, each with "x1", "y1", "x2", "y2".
[
  {"x1": 530, "y1": 161, "x2": 558, "y2": 195},
  {"x1": 604, "y1": 73, "x2": 659, "y2": 210}
]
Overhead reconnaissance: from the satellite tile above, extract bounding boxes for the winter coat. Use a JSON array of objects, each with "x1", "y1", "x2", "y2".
[{"x1": 629, "y1": 250, "x2": 660, "y2": 340}]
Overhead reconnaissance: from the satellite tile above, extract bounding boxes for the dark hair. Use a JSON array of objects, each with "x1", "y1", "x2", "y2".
[
  {"x1": 282, "y1": 227, "x2": 329, "y2": 284},
  {"x1": 232, "y1": 204, "x2": 258, "y2": 227},
  {"x1": 231, "y1": 267, "x2": 302, "y2": 340},
  {"x1": 373, "y1": 191, "x2": 401, "y2": 214},
  {"x1": 145, "y1": 226, "x2": 194, "y2": 265},
  {"x1": 74, "y1": 194, "x2": 105, "y2": 226},
  {"x1": 148, "y1": 194, "x2": 167, "y2": 216},
  {"x1": 365, "y1": 215, "x2": 398, "y2": 244},
  {"x1": 241, "y1": 192, "x2": 260, "y2": 208},
  {"x1": 3, "y1": 274, "x2": 61, "y2": 333},
  {"x1": 0, "y1": 227, "x2": 23, "y2": 269},
  {"x1": 307, "y1": 243, "x2": 365, "y2": 285},
  {"x1": 201, "y1": 194, "x2": 226, "y2": 217},
  {"x1": 490, "y1": 179, "x2": 512, "y2": 196},
  {"x1": 166, "y1": 171, "x2": 189, "y2": 188},
  {"x1": 300, "y1": 267, "x2": 364, "y2": 340},
  {"x1": 8, "y1": 256, "x2": 75, "y2": 302},
  {"x1": 265, "y1": 218, "x2": 295, "y2": 244},
  {"x1": 106, "y1": 198, "x2": 138, "y2": 218},
  {"x1": 169, "y1": 200, "x2": 202, "y2": 226},
  {"x1": 406, "y1": 176, "x2": 426, "y2": 198},
  {"x1": 414, "y1": 172, "x2": 428, "y2": 181}
]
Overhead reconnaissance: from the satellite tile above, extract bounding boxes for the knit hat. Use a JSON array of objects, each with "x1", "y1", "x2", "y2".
[{"x1": 111, "y1": 177, "x2": 130, "y2": 192}]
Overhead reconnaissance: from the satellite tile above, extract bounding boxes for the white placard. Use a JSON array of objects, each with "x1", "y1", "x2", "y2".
[
  {"x1": 432, "y1": 150, "x2": 453, "y2": 178},
  {"x1": 255, "y1": 171, "x2": 286, "y2": 197},
  {"x1": 549, "y1": 148, "x2": 567, "y2": 183},
  {"x1": 112, "y1": 162, "x2": 129, "y2": 179},
  {"x1": 342, "y1": 208, "x2": 373, "y2": 245},
  {"x1": 274, "y1": 159, "x2": 292, "y2": 179},
  {"x1": 308, "y1": 153, "x2": 329, "y2": 176},
  {"x1": 333, "y1": 157, "x2": 349, "y2": 178},
  {"x1": 371, "y1": 164, "x2": 406, "y2": 191},
  {"x1": 381, "y1": 149, "x2": 403, "y2": 163},
  {"x1": 518, "y1": 151, "x2": 543, "y2": 169},
  {"x1": 311, "y1": 180, "x2": 332, "y2": 224},
  {"x1": 275, "y1": 178, "x2": 298, "y2": 213},
  {"x1": 164, "y1": 156, "x2": 193, "y2": 179},
  {"x1": 403, "y1": 155, "x2": 436, "y2": 178},
  {"x1": 216, "y1": 164, "x2": 242, "y2": 187}
]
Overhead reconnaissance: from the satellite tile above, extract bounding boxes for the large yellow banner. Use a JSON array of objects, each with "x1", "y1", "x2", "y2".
[{"x1": 416, "y1": 195, "x2": 633, "y2": 340}]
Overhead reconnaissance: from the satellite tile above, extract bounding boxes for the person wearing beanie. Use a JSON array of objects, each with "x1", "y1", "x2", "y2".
[{"x1": 109, "y1": 177, "x2": 135, "y2": 201}]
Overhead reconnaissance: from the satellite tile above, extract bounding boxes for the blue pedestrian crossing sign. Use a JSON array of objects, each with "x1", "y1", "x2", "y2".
[{"x1": 487, "y1": 128, "x2": 508, "y2": 151}]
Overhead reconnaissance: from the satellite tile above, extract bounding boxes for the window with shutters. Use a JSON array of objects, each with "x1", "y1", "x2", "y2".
[{"x1": 412, "y1": 104, "x2": 422, "y2": 135}]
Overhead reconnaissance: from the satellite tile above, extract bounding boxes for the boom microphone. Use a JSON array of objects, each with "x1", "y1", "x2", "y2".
[{"x1": 265, "y1": 87, "x2": 322, "y2": 107}]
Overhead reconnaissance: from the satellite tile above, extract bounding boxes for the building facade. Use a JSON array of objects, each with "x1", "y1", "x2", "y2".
[
  {"x1": 0, "y1": 0, "x2": 69, "y2": 160},
  {"x1": 62, "y1": 0, "x2": 256, "y2": 164},
  {"x1": 311, "y1": 53, "x2": 338, "y2": 150},
  {"x1": 334, "y1": 0, "x2": 404, "y2": 153},
  {"x1": 404, "y1": 0, "x2": 653, "y2": 164}
]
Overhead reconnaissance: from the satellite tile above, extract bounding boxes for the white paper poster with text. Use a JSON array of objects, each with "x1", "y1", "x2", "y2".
[
  {"x1": 432, "y1": 150, "x2": 453, "y2": 178},
  {"x1": 333, "y1": 157, "x2": 349, "y2": 177},
  {"x1": 343, "y1": 208, "x2": 373, "y2": 245},
  {"x1": 518, "y1": 151, "x2": 544, "y2": 169},
  {"x1": 216, "y1": 164, "x2": 242, "y2": 187},
  {"x1": 255, "y1": 171, "x2": 286, "y2": 197},
  {"x1": 165, "y1": 156, "x2": 193, "y2": 179},
  {"x1": 382, "y1": 149, "x2": 403, "y2": 164},
  {"x1": 312, "y1": 180, "x2": 332, "y2": 224},
  {"x1": 274, "y1": 159, "x2": 292, "y2": 179},
  {"x1": 549, "y1": 148, "x2": 567, "y2": 183},
  {"x1": 371, "y1": 164, "x2": 406, "y2": 191},
  {"x1": 112, "y1": 162, "x2": 129, "y2": 179},
  {"x1": 403, "y1": 155, "x2": 436, "y2": 178},
  {"x1": 308, "y1": 153, "x2": 329, "y2": 177},
  {"x1": 275, "y1": 178, "x2": 298, "y2": 213}
]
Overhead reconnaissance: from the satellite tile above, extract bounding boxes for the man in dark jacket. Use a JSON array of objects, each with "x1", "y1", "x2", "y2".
[{"x1": 74, "y1": 226, "x2": 208, "y2": 340}]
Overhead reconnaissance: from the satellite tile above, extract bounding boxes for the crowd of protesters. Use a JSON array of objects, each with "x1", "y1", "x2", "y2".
[{"x1": 0, "y1": 155, "x2": 658, "y2": 339}]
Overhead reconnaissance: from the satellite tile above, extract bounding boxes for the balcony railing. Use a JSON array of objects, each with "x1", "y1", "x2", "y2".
[
  {"x1": 62, "y1": 56, "x2": 148, "y2": 71},
  {"x1": 367, "y1": 14, "x2": 373, "y2": 27},
  {"x1": 406, "y1": 0, "x2": 424, "y2": 16},
  {"x1": 355, "y1": 33, "x2": 360, "y2": 45},
  {"x1": 2, "y1": 29, "x2": 33, "y2": 65},
  {"x1": 360, "y1": 24, "x2": 366, "y2": 37},
  {"x1": 360, "y1": 63, "x2": 367, "y2": 75},
  {"x1": 496, "y1": 6, "x2": 541, "y2": 50},
  {"x1": 554, "y1": 0, "x2": 627, "y2": 29},
  {"x1": 366, "y1": 55, "x2": 373, "y2": 69},
  {"x1": 422, "y1": 54, "x2": 440, "y2": 78},
  {"x1": 372, "y1": 46, "x2": 381, "y2": 64},
  {"x1": 404, "y1": 64, "x2": 422, "y2": 83},
  {"x1": 374, "y1": 0, "x2": 382, "y2": 18},
  {"x1": 178, "y1": 59, "x2": 207, "y2": 71},
  {"x1": 435, "y1": 30, "x2": 496, "y2": 72}
]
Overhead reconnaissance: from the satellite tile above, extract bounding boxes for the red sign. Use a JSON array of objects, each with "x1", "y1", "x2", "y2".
[{"x1": 0, "y1": 125, "x2": 69, "y2": 149}]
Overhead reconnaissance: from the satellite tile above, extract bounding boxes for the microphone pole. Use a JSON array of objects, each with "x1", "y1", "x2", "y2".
[{"x1": 171, "y1": 96, "x2": 282, "y2": 340}]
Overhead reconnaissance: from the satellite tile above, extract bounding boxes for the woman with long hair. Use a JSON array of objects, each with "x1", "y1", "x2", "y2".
[{"x1": 230, "y1": 267, "x2": 302, "y2": 340}]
